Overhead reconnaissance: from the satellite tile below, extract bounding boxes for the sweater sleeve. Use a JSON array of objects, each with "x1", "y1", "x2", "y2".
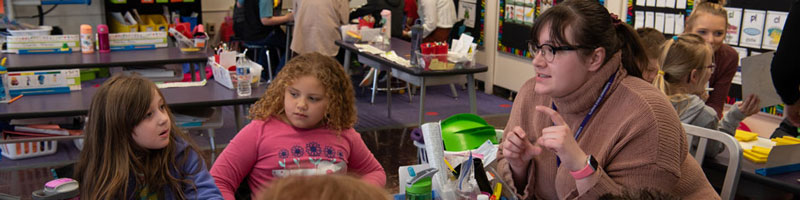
[
  {"x1": 706, "y1": 47, "x2": 739, "y2": 119},
  {"x1": 346, "y1": 130, "x2": 387, "y2": 187},
  {"x1": 210, "y1": 121, "x2": 263, "y2": 200},
  {"x1": 496, "y1": 79, "x2": 539, "y2": 199},
  {"x1": 719, "y1": 106, "x2": 745, "y2": 136},
  {"x1": 771, "y1": 1, "x2": 800, "y2": 105},
  {"x1": 181, "y1": 148, "x2": 224, "y2": 200},
  {"x1": 571, "y1": 113, "x2": 685, "y2": 198}
]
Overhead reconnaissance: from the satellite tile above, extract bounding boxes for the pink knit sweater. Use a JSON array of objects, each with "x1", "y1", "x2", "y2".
[{"x1": 496, "y1": 53, "x2": 719, "y2": 199}]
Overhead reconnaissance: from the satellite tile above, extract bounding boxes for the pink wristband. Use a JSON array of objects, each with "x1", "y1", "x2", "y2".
[{"x1": 570, "y1": 155, "x2": 597, "y2": 179}]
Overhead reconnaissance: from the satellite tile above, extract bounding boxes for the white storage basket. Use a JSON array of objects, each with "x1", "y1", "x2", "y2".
[{"x1": 1, "y1": 140, "x2": 58, "y2": 160}]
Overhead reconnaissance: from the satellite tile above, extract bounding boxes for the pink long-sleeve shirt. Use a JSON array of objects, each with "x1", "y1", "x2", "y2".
[{"x1": 210, "y1": 117, "x2": 386, "y2": 199}]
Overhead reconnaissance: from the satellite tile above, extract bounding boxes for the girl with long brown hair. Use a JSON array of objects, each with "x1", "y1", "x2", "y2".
[
  {"x1": 211, "y1": 52, "x2": 385, "y2": 199},
  {"x1": 74, "y1": 74, "x2": 222, "y2": 199}
]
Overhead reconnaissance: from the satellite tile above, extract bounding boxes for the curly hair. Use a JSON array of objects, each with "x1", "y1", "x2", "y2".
[{"x1": 248, "y1": 52, "x2": 357, "y2": 131}]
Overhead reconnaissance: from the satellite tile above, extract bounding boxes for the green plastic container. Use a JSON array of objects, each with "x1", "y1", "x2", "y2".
[
  {"x1": 405, "y1": 177, "x2": 432, "y2": 200},
  {"x1": 79, "y1": 68, "x2": 99, "y2": 81},
  {"x1": 440, "y1": 113, "x2": 497, "y2": 151}
]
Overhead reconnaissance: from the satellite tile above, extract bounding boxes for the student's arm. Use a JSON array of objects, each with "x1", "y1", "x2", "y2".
[
  {"x1": 346, "y1": 130, "x2": 386, "y2": 187},
  {"x1": 418, "y1": 0, "x2": 438, "y2": 37},
  {"x1": 180, "y1": 148, "x2": 224, "y2": 200},
  {"x1": 258, "y1": 0, "x2": 292, "y2": 26},
  {"x1": 210, "y1": 122, "x2": 263, "y2": 200}
]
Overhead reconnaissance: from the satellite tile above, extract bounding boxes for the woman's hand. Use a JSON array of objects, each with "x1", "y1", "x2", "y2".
[
  {"x1": 535, "y1": 106, "x2": 588, "y2": 172},
  {"x1": 737, "y1": 94, "x2": 761, "y2": 117},
  {"x1": 502, "y1": 126, "x2": 541, "y2": 169}
]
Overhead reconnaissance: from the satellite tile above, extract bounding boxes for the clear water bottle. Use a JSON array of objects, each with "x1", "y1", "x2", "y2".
[{"x1": 236, "y1": 57, "x2": 251, "y2": 96}]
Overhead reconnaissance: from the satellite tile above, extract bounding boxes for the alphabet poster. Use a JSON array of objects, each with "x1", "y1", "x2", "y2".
[
  {"x1": 515, "y1": 5, "x2": 525, "y2": 23},
  {"x1": 762, "y1": 11, "x2": 788, "y2": 50},
  {"x1": 725, "y1": 7, "x2": 743, "y2": 46},
  {"x1": 740, "y1": 9, "x2": 766, "y2": 49}
]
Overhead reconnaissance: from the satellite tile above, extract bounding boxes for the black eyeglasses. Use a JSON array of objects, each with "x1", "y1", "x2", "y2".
[{"x1": 528, "y1": 40, "x2": 595, "y2": 62}]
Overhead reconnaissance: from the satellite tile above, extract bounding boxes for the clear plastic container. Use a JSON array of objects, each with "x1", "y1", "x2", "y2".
[{"x1": 413, "y1": 51, "x2": 475, "y2": 70}]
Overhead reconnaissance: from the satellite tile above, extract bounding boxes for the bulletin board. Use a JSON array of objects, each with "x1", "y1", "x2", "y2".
[{"x1": 453, "y1": 0, "x2": 488, "y2": 47}]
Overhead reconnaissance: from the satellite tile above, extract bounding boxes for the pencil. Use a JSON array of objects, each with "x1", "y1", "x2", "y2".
[{"x1": 8, "y1": 94, "x2": 22, "y2": 104}]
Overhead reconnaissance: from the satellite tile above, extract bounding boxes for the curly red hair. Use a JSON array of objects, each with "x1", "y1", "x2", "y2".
[{"x1": 248, "y1": 52, "x2": 357, "y2": 131}]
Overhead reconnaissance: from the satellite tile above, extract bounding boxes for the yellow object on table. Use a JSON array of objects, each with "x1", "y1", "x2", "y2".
[
  {"x1": 735, "y1": 130, "x2": 758, "y2": 142},
  {"x1": 771, "y1": 136, "x2": 800, "y2": 146},
  {"x1": 743, "y1": 149, "x2": 768, "y2": 163},
  {"x1": 751, "y1": 145, "x2": 772, "y2": 155}
]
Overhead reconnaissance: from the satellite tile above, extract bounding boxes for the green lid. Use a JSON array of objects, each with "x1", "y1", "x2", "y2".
[
  {"x1": 405, "y1": 177, "x2": 432, "y2": 194},
  {"x1": 441, "y1": 113, "x2": 497, "y2": 151}
]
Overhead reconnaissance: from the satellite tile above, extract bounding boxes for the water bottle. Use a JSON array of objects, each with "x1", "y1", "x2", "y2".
[
  {"x1": 410, "y1": 19, "x2": 424, "y2": 67},
  {"x1": 236, "y1": 56, "x2": 251, "y2": 96},
  {"x1": 380, "y1": 10, "x2": 392, "y2": 49}
]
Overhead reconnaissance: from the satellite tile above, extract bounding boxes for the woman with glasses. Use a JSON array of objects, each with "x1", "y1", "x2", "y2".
[
  {"x1": 654, "y1": 33, "x2": 760, "y2": 158},
  {"x1": 496, "y1": 0, "x2": 719, "y2": 199}
]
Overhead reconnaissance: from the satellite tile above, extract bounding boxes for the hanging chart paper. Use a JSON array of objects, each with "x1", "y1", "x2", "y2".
[
  {"x1": 676, "y1": 0, "x2": 686, "y2": 9},
  {"x1": 665, "y1": 14, "x2": 675, "y2": 34},
  {"x1": 459, "y1": 2, "x2": 477, "y2": 28},
  {"x1": 740, "y1": 9, "x2": 766, "y2": 49},
  {"x1": 725, "y1": 7, "x2": 743, "y2": 46},
  {"x1": 762, "y1": 11, "x2": 788, "y2": 50},
  {"x1": 675, "y1": 14, "x2": 685, "y2": 33},
  {"x1": 655, "y1": 13, "x2": 666, "y2": 32},
  {"x1": 645, "y1": 12, "x2": 655, "y2": 28},
  {"x1": 635, "y1": 11, "x2": 645, "y2": 29}
]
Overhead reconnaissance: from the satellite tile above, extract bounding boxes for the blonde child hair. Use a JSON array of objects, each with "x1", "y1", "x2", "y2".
[
  {"x1": 653, "y1": 33, "x2": 713, "y2": 100},
  {"x1": 256, "y1": 174, "x2": 390, "y2": 200},
  {"x1": 636, "y1": 27, "x2": 667, "y2": 82},
  {"x1": 686, "y1": 0, "x2": 728, "y2": 32},
  {"x1": 74, "y1": 74, "x2": 205, "y2": 199},
  {"x1": 248, "y1": 52, "x2": 356, "y2": 131}
]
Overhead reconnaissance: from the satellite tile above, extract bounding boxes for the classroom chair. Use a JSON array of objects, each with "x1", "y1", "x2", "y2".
[{"x1": 682, "y1": 123, "x2": 742, "y2": 200}]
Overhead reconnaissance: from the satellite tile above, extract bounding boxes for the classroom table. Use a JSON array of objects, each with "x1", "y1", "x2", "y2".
[
  {"x1": 705, "y1": 145, "x2": 800, "y2": 197},
  {"x1": 0, "y1": 78, "x2": 266, "y2": 120},
  {"x1": 3, "y1": 47, "x2": 209, "y2": 81},
  {"x1": 336, "y1": 39, "x2": 488, "y2": 125}
]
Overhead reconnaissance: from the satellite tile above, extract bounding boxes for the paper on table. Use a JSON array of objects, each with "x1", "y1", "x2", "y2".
[
  {"x1": 741, "y1": 52, "x2": 782, "y2": 108},
  {"x1": 645, "y1": 12, "x2": 655, "y2": 28},
  {"x1": 764, "y1": 144, "x2": 800, "y2": 168},
  {"x1": 355, "y1": 44, "x2": 386, "y2": 55},
  {"x1": 665, "y1": 14, "x2": 676, "y2": 34},
  {"x1": 475, "y1": 140, "x2": 498, "y2": 167},
  {"x1": 635, "y1": 11, "x2": 645, "y2": 29},
  {"x1": 726, "y1": 7, "x2": 743, "y2": 46},
  {"x1": 655, "y1": 12, "x2": 666, "y2": 32},
  {"x1": 381, "y1": 51, "x2": 411, "y2": 67}
]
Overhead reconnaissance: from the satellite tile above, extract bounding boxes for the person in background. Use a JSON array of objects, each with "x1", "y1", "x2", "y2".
[
  {"x1": 211, "y1": 53, "x2": 386, "y2": 200},
  {"x1": 234, "y1": 0, "x2": 293, "y2": 79},
  {"x1": 74, "y1": 75, "x2": 222, "y2": 199},
  {"x1": 654, "y1": 33, "x2": 760, "y2": 157},
  {"x1": 350, "y1": 0, "x2": 406, "y2": 38},
  {"x1": 636, "y1": 27, "x2": 667, "y2": 83},
  {"x1": 403, "y1": 0, "x2": 419, "y2": 34},
  {"x1": 684, "y1": 0, "x2": 736, "y2": 118},
  {"x1": 291, "y1": 0, "x2": 350, "y2": 57},
  {"x1": 417, "y1": 0, "x2": 457, "y2": 43},
  {"x1": 771, "y1": 0, "x2": 800, "y2": 134},
  {"x1": 256, "y1": 174, "x2": 390, "y2": 200},
  {"x1": 496, "y1": 0, "x2": 718, "y2": 199}
]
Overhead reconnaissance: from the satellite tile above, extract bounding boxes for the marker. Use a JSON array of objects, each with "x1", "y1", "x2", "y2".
[{"x1": 8, "y1": 94, "x2": 22, "y2": 104}]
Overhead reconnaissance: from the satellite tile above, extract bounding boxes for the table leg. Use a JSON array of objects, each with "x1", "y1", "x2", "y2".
[
  {"x1": 418, "y1": 78, "x2": 426, "y2": 125},
  {"x1": 387, "y1": 70, "x2": 392, "y2": 118},
  {"x1": 468, "y1": 75, "x2": 477, "y2": 114},
  {"x1": 190, "y1": 62, "x2": 197, "y2": 81},
  {"x1": 343, "y1": 50, "x2": 352, "y2": 75},
  {"x1": 198, "y1": 62, "x2": 207, "y2": 81},
  {"x1": 450, "y1": 83, "x2": 458, "y2": 99},
  {"x1": 207, "y1": 128, "x2": 216, "y2": 162},
  {"x1": 371, "y1": 68, "x2": 379, "y2": 104},
  {"x1": 234, "y1": 105, "x2": 243, "y2": 131}
]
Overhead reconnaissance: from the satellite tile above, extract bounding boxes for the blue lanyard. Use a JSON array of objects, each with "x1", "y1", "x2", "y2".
[{"x1": 553, "y1": 71, "x2": 617, "y2": 167}]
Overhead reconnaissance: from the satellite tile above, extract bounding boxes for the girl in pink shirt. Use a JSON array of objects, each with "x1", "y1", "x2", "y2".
[{"x1": 211, "y1": 53, "x2": 386, "y2": 199}]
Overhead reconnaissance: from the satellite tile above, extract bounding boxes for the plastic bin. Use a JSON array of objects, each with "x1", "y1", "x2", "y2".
[
  {"x1": 1, "y1": 140, "x2": 58, "y2": 160},
  {"x1": 8, "y1": 26, "x2": 52, "y2": 36},
  {"x1": 111, "y1": 16, "x2": 138, "y2": 33},
  {"x1": 139, "y1": 15, "x2": 169, "y2": 32},
  {"x1": 414, "y1": 129, "x2": 503, "y2": 164}
]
